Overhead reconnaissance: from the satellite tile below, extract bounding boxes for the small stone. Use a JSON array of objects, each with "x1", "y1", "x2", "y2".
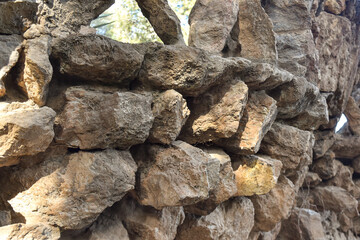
[
  {"x1": 232, "y1": 155, "x2": 282, "y2": 196},
  {"x1": 331, "y1": 134, "x2": 360, "y2": 159},
  {"x1": 303, "y1": 172, "x2": 322, "y2": 188},
  {"x1": 0, "y1": 211, "x2": 11, "y2": 227},
  {"x1": 313, "y1": 130, "x2": 335, "y2": 159},
  {"x1": 324, "y1": 0, "x2": 346, "y2": 14},
  {"x1": 344, "y1": 96, "x2": 360, "y2": 135},
  {"x1": 9, "y1": 149, "x2": 137, "y2": 229},
  {"x1": 148, "y1": 90, "x2": 190, "y2": 144},
  {"x1": 216, "y1": 91, "x2": 277, "y2": 155},
  {"x1": 0, "y1": 223, "x2": 60, "y2": 240},
  {"x1": 353, "y1": 156, "x2": 360, "y2": 174},
  {"x1": 311, "y1": 151, "x2": 339, "y2": 180},
  {"x1": 179, "y1": 80, "x2": 248, "y2": 143}
]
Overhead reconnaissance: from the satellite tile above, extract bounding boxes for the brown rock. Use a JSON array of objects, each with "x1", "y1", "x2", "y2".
[
  {"x1": 0, "y1": 101, "x2": 55, "y2": 167},
  {"x1": 277, "y1": 208, "x2": 326, "y2": 240},
  {"x1": 88, "y1": 218, "x2": 130, "y2": 240},
  {"x1": 135, "y1": 0, "x2": 184, "y2": 45},
  {"x1": 250, "y1": 175, "x2": 296, "y2": 232},
  {"x1": 9, "y1": 149, "x2": 137, "y2": 229},
  {"x1": 133, "y1": 141, "x2": 216, "y2": 209},
  {"x1": 353, "y1": 156, "x2": 360, "y2": 174},
  {"x1": 16, "y1": 36, "x2": 53, "y2": 106},
  {"x1": 331, "y1": 134, "x2": 360, "y2": 159},
  {"x1": 313, "y1": 130, "x2": 335, "y2": 159},
  {"x1": 311, "y1": 151, "x2": 339, "y2": 180},
  {"x1": 303, "y1": 172, "x2": 322, "y2": 188},
  {"x1": 258, "y1": 222, "x2": 282, "y2": 240},
  {"x1": 344, "y1": 96, "x2": 360, "y2": 135},
  {"x1": 324, "y1": 0, "x2": 346, "y2": 14},
  {"x1": 0, "y1": 223, "x2": 60, "y2": 240},
  {"x1": 0, "y1": 1, "x2": 38, "y2": 34},
  {"x1": 216, "y1": 91, "x2": 277, "y2": 155},
  {"x1": 179, "y1": 80, "x2": 248, "y2": 143},
  {"x1": 232, "y1": 155, "x2": 282, "y2": 196},
  {"x1": 57, "y1": 86, "x2": 154, "y2": 150},
  {"x1": 260, "y1": 122, "x2": 314, "y2": 176},
  {"x1": 176, "y1": 197, "x2": 254, "y2": 240},
  {"x1": 148, "y1": 90, "x2": 190, "y2": 144},
  {"x1": 188, "y1": 0, "x2": 239, "y2": 53},
  {"x1": 51, "y1": 34, "x2": 143, "y2": 86},
  {"x1": 237, "y1": 0, "x2": 277, "y2": 63}
]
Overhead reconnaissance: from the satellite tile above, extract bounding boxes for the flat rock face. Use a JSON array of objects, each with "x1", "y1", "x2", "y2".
[
  {"x1": 57, "y1": 86, "x2": 154, "y2": 150},
  {"x1": 250, "y1": 175, "x2": 296, "y2": 232},
  {"x1": 9, "y1": 149, "x2": 137, "y2": 230},
  {"x1": 135, "y1": 0, "x2": 184, "y2": 45},
  {"x1": 313, "y1": 130, "x2": 336, "y2": 159},
  {"x1": 0, "y1": 223, "x2": 60, "y2": 240},
  {"x1": 232, "y1": 155, "x2": 282, "y2": 196},
  {"x1": 148, "y1": 90, "x2": 190, "y2": 144},
  {"x1": 260, "y1": 122, "x2": 314, "y2": 176},
  {"x1": 344, "y1": 96, "x2": 360, "y2": 135},
  {"x1": 176, "y1": 197, "x2": 255, "y2": 240},
  {"x1": 51, "y1": 35, "x2": 143, "y2": 86},
  {"x1": 88, "y1": 217, "x2": 130, "y2": 240},
  {"x1": 179, "y1": 80, "x2": 248, "y2": 144},
  {"x1": 188, "y1": 0, "x2": 239, "y2": 53},
  {"x1": 237, "y1": 0, "x2": 277, "y2": 63},
  {"x1": 311, "y1": 151, "x2": 339, "y2": 180},
  {"x1": 133, "y1": 141, "x2": 214, "y2": 209},
  {"x1": 216, "y1": 91, "x2": 277, "y2": 155},
  {"x1": 0, "y1": 101, "x2": 56, "y2": 167},
  {"x1": 331, "y1": 134, "x2": 360, "y2": 159}
]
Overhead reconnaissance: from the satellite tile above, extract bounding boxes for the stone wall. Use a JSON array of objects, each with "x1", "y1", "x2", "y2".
[{"x1": 0, "y1": 0, "x2": 359, "y2": 239}]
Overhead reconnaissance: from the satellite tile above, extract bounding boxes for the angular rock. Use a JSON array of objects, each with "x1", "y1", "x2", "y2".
[
  {"x1": 184, "y1": 148, "x2": 237, "y2": 215},
  {"x1": 260, "y1": 122, "x2": 314, "y2": 176},
  {"x1": 176, "y1": 197, "x2": 254, "y2": 240},
  {"x1": 0, "y1": 223, "x2": 60, "y2": 240},
  {"x1": 277, "y1": 208, "x2": 326, "y2": 240},
  {"x1": 88, "y1": 218, "x2": 130, "y2": 240},
  {"x1": 0, "y1": 211, "x2": 11, "y2": 227},
  {"x1": 179, "y1": 80, "x2": 248, "y2": 143},
  {"x1": 250, "y1": 175, "x2": 296, "y2": 232},
  {"x1": 0, "y1": 1, "x2": 38, "y2": 34},
  {"x1": 135, "y1": 0, "x2": 185, "y2": 45},
  {"x1": 344, "y1": 96, "x2": 360, "y2": 135},
  {"x1": 232, "y1": 155, "x2": 282, "y2": 196},
  {"x1": 311, "y1": 151, "x2": 339, "y2": 180},
  {"x1": 237, "y1": 0, "x2": 277, "y2": 63},
  {"x1": 353, "y1": 156, "x2": 360, "y2": 174},
  {"x1": 188, "y1": 0, "x2": 239, "y2": 53},
  {"x1": 216, "y1": 91, "x2": 277, "y2": 155},
  {"x1": 303, "y1": 172, "x2": 322, "y2": 188},
  {"x1": 51, "y1": 34, "x2": 143, "y2": 86},
  {"x1": 9, "y1": 149, "x2": 137, "y2": 229},
  {"x1": 148, "y1": 90, "x2": 190, "y2": 144},
  {"x1": 313, "y1": 130, "x2": 335, "y2": 159},
  {"x1": 331, "y1": 134, "x2": 360, "y2": 159},
  {"x1": 16, "y1": 36, "x2": 53, "y2": 106},
  {"x1": 324, "y1": 0, "x2": 346, "y2": 14},
  {"x1": 133, "y1": 141, "x2": 215, "y2": 209},
  {"x1": 57, "y1": 86, "x2": 153, "y2": 150},
  {"x1": 0, "y1": 101, "x2": 55, "y2": 167},
  {"x1": 258, "y1": 222, "x2": 282, "y2": 240}
]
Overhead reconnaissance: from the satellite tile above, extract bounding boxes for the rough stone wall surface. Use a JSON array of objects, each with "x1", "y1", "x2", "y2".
[{"x1": 0, "y1": 0, "x2": 359, "y2": 239}]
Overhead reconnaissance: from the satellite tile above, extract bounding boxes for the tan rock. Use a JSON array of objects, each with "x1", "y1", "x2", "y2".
[
  {"x1": 311, "y1": 151, "x2": 339, "y2": 180},
  {"x1": 344, "y1": 96, "x2": 360, "y2": 135},
  {"x1": 176, "y1": 197, "x2": 254, "y2": 240},
  {"x1": 148, "y1": 90, "x2": 190, "y2": 144},
  {"x1": 260, "y1": 122, "x2": 314, "y2": 176},
  {"x1": 331, "y1": 134, "x2": 360, "y2": 159},
  {"x1": 313, "y1": 130, "x2": 335, "y2": 159},
  {"x1": 133, "y1": 141, "x2": 216, "y2": 209},
  {"x1": 303, "y1": 172, "x2": 322, "y2": 188},
  {"x1": 179, "y1": 80, "x2": 248, "y2": 143},
  {"x1": 250, "y1": 175, "x2": 296, "y2": 232},
  {"x1": 88, "y1": 218, "x2": 130, "y2": 240},
  {"x1": 57, "y1": 86, "x2": 154, "y2": 150},
  {"x1": 0, "y1": 101, "x2": 55, "y2": 167},
  {"x1": 0, "y1": 223, "x2": 60, "y2": 240},
  {"x1": 277, "y1": 208, "x2": 326, "y2": 240},
  {"x1": 353, "y1": 156, "x2": 360, "y2": 174},
  {"x1": 232, "y1": 155, "x2": 282, "y2": 196},
  {"x1": 188, "y1": 0, "x2": 239, "y2": 53},
  {"x1": 324, "y1": 0, "x2": 346, "y2": 14},
  {"x1": 9, "y1": 149, "x2": 137, "y2": 229},
  {"x1": 258, "y1": 222, "x2": 282, "y2": 240},
  {"x1": 216, "y1": 91, "x2": 277, "y2": 155},
  {"x1": 238, "y1": 0, "x2": 277, "y2": 64}
]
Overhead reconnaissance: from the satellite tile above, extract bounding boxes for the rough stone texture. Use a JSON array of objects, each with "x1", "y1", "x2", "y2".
[
  {"x1": 277, "y1": 208, "x2": 326, "y2": 240},
  {"x1": 188, "y1": 0, "x2": 239, "y2": 53},
  {"x1": 260, "y1": 122, "x2": 314, "y2": 176},
  {"x1": 87, "y1": 217, "x2": 130, "y2": 240},
  {"x1": 250, "y1": 175, "x2": 296, "y2": 232},
  {"x1": 311, "y1": 151, "x2": 339, "y2": 180},
  {"x1": 148, "y1": 90, "x2": 190, "y2": 144},
  {"x1": 133, "y1": 141, "x2": 215, "y2": 209},
  {"x1": 56, "y1": 86, "x2": 154, "y2": 150},
  {"x1": 0, "y1": 211, "x2": 11, "y2": 227},
  {"x1": 313, "y1": 130, "x2": 336, "y2": 159},
  {"x1": 344, "y1": 96, "x2": 360, "y2": 135},
  {"x1": 135, "y1": 0, "x2": 184, "y2": 45},
  {"x1": 16, "y1": 36, "x2": 53, "y2": 106},
  {"x1": 0, "y1": 223, "x2": 60, "y2": 240},
  {"x1": 331, "y1": 134, "x2": 360, "y2": 159},
  {"x1": 9, "y1": 149, "x2": 137, "y2": 230},
  {"x1": 216, "y1": 91, "x2": 277, "y2": 155},
  {"x1": 51, "y1": 34, "x2": 143, "y2": 86},
  {"x1": 179, "y1": 80, "x2": 248, "y2": 144},
  {"x1": 237, "y1": 0, "x2": 277, "y2": 63},
  {"x1": 324, "y1": 0, "x2": 346, "y2": 14},
  {"x1": 176, "y1": 197, "x2": 254, "y2": 240},
  {"x1": 353, "y1": 156, "x2": 360, "y2": 174},
  {"x1": 0, "y1": 1, "x2": 38, "y2": 35},
  {"x1": 0, "y1": 101, "x2": 55, "y2": 167},
  {"x1": 232, "y1": 155, "x2": 282, "y2": 196},
  {"x1": 303, "y1": 172, "x2": 322, "y2": 188}
]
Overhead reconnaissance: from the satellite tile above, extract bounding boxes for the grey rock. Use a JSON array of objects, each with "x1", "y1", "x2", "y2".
[
  {"x1": 331, "y1": 134, "x2": 360, "y2": 159},
  {"x1": 0, "y1": 223, "x2": 60, "y2": 240},
  {"x1": 313, "y1": 130, "x2": 336, "y2": 159}
]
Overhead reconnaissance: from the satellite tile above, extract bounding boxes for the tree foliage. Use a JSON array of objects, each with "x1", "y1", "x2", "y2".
[{"x1": 91, "y1": 0, "x2": 196, "y2": 44}]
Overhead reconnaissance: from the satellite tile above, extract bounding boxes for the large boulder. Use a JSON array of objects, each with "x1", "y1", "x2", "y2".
[
  {"x1": 9, "y1": 149, "x2": 137, "y2": 229},
  {"x1": 56, "y1": 86, "x2": 154, "y2": 150}
]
